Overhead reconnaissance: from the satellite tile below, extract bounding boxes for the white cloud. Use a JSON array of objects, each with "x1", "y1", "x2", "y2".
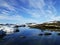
[
  {"x1": 29, "y1": 0, "x2": 45, "y2": 9},
  {"x1": 0, "y1": 0, "x2": 59, "y2": 24},
  {"x1": 0, "y1": 14, "x2": 22, "y2": 20},
  {"x1": 3, "y1": 3, "x2": 15, "y2": 11},
  {"x1": 21, "y1": 0, "x2": 59, "y2": 22},
  {"x1": 0, "y1": 14, "x2": 38, "y2": 24},
  {"x1": 0, "y1": 0, "x2": 16, "y2": 11}
]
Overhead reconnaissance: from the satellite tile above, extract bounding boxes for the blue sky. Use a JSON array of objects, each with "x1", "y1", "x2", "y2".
[{"x1": 0, "y1": 0, "x2": 60, "y2": 24}]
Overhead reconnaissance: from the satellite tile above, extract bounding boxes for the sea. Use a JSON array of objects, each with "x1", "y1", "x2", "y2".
[{"x1": 0, "y1": 27, "x2": 60, "y2": 45}]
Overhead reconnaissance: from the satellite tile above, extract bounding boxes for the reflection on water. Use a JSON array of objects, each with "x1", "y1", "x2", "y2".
[{"x1": 0, "y1": 27, "x2": 60, "y2": 45}]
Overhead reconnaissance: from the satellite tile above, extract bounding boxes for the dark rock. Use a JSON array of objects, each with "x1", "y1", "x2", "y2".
[
  {"x1": 0, "y1": 30, "x2": 6, "y2": 38},
  {"x1": 38, "y1": 33, "x2": 43, "y2": 36},
  {"x1": 44, "y1": 32, "x2": 52, "y2": 35},
  {"x1": 57, "y1": 33, "x2": 60, "y2": 35},
  {"x1": 14, "y1": 29, "x2": 19, "y2": 32}
]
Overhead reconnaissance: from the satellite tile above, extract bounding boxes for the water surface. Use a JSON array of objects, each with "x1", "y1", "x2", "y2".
[{"x1": 0, "y1": 27, "x2": 60, "y2": 45}]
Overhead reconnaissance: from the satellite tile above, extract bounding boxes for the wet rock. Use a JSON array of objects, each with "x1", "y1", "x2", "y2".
[
  {"x1": 38, "y1": 33, "x2": 43, "y2": 36},
  {"x1": 57, "y1": 33, "x2": 60, "y2": 35},
  {"x1": 0, "y1": 30, "x2": 6, "y2": 38},
  {"x1": 14, "y1": 29, "x2": 19, "y2": 32},
  {"x1": 44, "y1": 32, "x2": 52, "y2": 35}
]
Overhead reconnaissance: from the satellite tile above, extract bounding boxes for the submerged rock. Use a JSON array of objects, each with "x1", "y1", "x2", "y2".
[
  {"x1": 20, "y1": 36, "x2": 26, "y2": 38},
  {"x1": 57, "y1": 33, "x2": 60, "y2": 35},
  {"x1": 14, "y1": 29, "x2": 19, "y2": 32},
  {"x1": 0, "y1": 30, "x2": 6, "y2": 38},
  {"x1": 38, "y1": 33, "x2": 43, "y2": 36},
  {"x1": 44, "y1": 32, "x2": 52, "y2": 35}
]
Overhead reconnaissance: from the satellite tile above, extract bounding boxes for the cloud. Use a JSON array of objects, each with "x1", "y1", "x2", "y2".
[
  {"x1": 21, "y1": 0, "x2": 58, "y2": 22},
  {"x1": 0, "y1": 14, "x2": 38, "y2": 24},
  {"x1": 29, "y1": 0, "x2": 45, "y2": 9},
  {"x1": 0, "y1": 0, "x2": 38, "y2": 24},
  {"x1": 0, "y1": 0, "x2": 59, "y2": 24}
]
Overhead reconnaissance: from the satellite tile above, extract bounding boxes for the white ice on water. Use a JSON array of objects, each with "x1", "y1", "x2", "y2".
[{"x1": 0, "y1": 25, "x2": 16, "y2": 34}]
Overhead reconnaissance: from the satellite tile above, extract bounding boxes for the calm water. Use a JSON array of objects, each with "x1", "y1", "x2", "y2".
[{"x1": 0, "y1": 27, "x2": 60, "y2": 45}]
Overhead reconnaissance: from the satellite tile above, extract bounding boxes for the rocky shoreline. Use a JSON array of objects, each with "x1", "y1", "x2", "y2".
[{"x1": 28, "y1": 21, "x2": 60, "y2": 31}]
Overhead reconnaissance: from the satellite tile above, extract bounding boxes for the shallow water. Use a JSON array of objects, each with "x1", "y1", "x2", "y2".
[{"x1": 0, "y1": 27, "x2": 60, "y2": 45}]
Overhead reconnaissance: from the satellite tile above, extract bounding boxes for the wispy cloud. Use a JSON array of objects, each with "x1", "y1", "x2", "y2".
[
  {"x1": 0, "y1": 0, "x2": 59, "y2": 24},
  {"x1": 22, "y1": 0, "x2": 59, "y2": 21}
]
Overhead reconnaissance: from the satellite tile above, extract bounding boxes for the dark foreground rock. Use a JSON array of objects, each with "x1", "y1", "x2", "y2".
[{"x1": 0, "y1": 30, "x2": 6, "y2": 38}]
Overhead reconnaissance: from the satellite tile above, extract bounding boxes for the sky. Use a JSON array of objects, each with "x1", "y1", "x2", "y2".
[{"x1": 0, "y1": 0, "x2": 60, "y2": 24}]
